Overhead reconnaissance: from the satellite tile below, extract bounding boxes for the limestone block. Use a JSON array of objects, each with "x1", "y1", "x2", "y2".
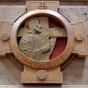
[
  {"x1": 0, "y1": 58, "x2": 20, "y2": 85},
  {"x1": 0, "y1": 5, "x2": 26, "y2": 23},
  {"x1": 59, "y1": 6, "x2": 88, "y2": 36},
  {"x1": 59, "y1": 6, "x2": 88, "y2": 85}
]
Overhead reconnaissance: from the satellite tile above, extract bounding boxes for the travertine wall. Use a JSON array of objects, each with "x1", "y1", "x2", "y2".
[
  {"x1": 0, "y1": 3, "x2": 88, "y2": 85},
  {"x1": 59, "y1": 6, "x2": 88, "y2": 85}
]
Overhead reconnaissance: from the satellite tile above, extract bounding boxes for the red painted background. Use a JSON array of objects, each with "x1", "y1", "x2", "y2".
[{"x1": 49, "y1": 18, "x2": 67, "y2": 60}]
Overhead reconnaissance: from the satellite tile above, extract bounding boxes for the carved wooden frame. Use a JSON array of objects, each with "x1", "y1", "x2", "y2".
[{"x1": 10, "y1": 10, "x2": 74, "y2": 69}]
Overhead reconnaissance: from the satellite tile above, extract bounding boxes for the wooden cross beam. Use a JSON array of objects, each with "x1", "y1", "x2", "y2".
[
  {"x1": 39, "y1": 16, "x2": 67, "y2": 61},
  {"x1": 41, "y1": 28, "x2": 67, "y2": 37},
  {"x1": 17, "y1": 17, "x2": 67, "y2": 37}
]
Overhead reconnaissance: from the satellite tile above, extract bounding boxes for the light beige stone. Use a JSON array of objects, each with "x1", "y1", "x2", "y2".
[
  {"x1": 0, "y1": 58, "x2": 21, "y2": 85},
  {"x1": 0, "y1": 5, "x2": 26, "y2": 23},
  {"x1": 0, "y1": 5, "x2": 88, "y2": 85},
  {"x1": 59, "y1": 6, "x2": 88, "y2": 36}
]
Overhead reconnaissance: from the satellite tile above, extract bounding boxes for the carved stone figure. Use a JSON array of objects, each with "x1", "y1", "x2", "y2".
[
  {"x1": 19, "y1": 17, "x2": 67, "y2": 62},
  {"x1": 19, "y1": 19, "x2": 51, "y2": 61}
]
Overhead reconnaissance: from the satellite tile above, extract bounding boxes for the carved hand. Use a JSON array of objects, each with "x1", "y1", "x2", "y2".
[{"x1": 42, "y1": 44, "x2": 51, "y2": 53}]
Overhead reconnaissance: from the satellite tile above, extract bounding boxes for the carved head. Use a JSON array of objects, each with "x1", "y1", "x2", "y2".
[{"x1": 26, "y1": 19, "x2": 41, "y2": 33}]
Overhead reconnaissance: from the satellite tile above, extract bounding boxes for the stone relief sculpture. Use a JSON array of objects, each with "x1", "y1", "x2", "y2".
[
  {"x1": 19, "y1": 17, "x2": 67, "y2": 62},
  {"x1": 19, "y1": 19, "x2": 51, "y2": 61}
]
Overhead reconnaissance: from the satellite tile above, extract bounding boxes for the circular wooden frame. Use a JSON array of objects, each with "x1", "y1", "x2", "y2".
[{"x1": 10, "y1": 10, "x2": 74, "y2": 69}]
